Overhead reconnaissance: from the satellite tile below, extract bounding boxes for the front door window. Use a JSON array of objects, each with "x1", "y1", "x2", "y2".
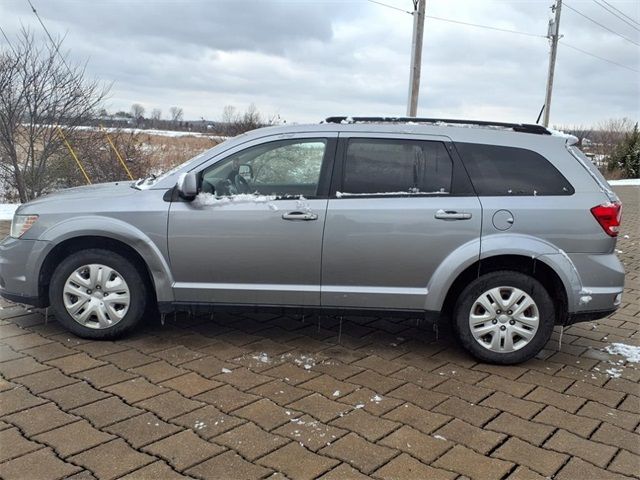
[{"x1": 202, "y1": 139, "x2": 327, "y2": 198}]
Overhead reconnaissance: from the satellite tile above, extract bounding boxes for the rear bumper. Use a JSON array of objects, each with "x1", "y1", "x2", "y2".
[
  {"x1": 567, "y1": 252, "x2": 625, "y2": 314},
  {"x1": 566, "y1": 308, "x2": 617, "y2": 326}
]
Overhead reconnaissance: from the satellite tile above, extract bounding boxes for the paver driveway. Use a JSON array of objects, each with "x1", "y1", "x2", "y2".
[{"x1": 0, "y1": 186, "x2": 638, "y2": 480}]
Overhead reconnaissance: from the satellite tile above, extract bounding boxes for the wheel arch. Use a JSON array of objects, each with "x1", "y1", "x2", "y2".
[
  {"x1": 36, "y1": 217, "x2": 174, "y2": 306},
  {"x1": 440, "y1": 254, "x2": 568, "y2": 325},
  {"x1": 40, "y1": 236, "x2": 158, "y2": 304}
]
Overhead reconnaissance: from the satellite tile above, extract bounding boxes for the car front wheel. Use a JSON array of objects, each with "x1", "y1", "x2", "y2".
[
  {"x1": 49, "y1": 248, "x2": 148, "y2": 339},
  {"x1": 453, "y1": 271, "x2": 555, "y2": 364}
]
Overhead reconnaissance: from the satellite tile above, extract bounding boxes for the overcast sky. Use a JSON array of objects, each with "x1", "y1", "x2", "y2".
[{"x1": 1, "y1": 0, "x2": 639, "y2": 126}]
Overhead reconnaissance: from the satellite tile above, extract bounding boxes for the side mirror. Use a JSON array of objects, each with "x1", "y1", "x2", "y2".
[{"x1": 177, "y1": 172, "x2": 198, "y2": 199}]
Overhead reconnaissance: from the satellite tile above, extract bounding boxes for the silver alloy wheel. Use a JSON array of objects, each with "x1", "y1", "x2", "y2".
[
  {"x1": 468, "y1": 286, "x2": 539, "y2": 353},
  {"x1": 62, "y1": 264, "x2": 130, "y2": 329}
]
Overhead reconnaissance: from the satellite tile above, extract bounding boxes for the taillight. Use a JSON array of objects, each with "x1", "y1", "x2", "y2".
[{"x1": 591, "y1": 202, "x2": 622, "y2": 237}]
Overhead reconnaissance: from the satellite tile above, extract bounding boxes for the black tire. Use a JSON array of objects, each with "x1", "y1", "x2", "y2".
[
  {"x1": 453, "y1": 270, "x2": 555, "y2": 364},
  {"x1": 49, "y1": 248, "x2": 148, "y2": 339}
]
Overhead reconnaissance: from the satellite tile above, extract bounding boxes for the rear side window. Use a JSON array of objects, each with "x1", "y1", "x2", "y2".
[
  {"x1": 456, "y1": 143, "x2": 574, "y2": 196},
  {"x1": 342, "y1": 138, "x2": 453, "y2": 195}
]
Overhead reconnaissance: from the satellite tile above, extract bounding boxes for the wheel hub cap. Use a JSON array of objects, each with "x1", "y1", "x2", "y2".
[
  {"x1": 468, "y1": 286, "x2": 539, "y2": 353},
  {"x1": 62, "y1": 264, "x2": 130, "y2": 330}
]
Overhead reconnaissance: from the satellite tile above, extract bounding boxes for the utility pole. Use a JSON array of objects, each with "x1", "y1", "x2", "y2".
[
  {"x1": 543, "y1": 0, "x2": 562, "y2": 127},
  {"x1": 406, "y1": 0, "x2": 425, "y2": 117}
]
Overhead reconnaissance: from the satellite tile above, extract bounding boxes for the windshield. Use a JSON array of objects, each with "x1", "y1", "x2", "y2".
[{"x1": 133, "y1": 140, "x2": 231, "y2": 189}]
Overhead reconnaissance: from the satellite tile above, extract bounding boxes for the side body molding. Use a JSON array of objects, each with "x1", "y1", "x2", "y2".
[{"x1": 37, "y1": 216, "x2": 175, "y2": 303}]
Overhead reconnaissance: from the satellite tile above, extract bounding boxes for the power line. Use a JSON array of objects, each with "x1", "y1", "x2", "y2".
[
  {"x1": 563, "y1": 2, "x2": 640, "y2": 46},
  {"x1": 26, "y1": 0, "x2": 74, "y2": 73},
  {"x1": 592, "y1": 0, "x2": 640, "y2": 32},
  {"x1": 365, "y1": 0, "x2": 547, "y2": 38},
  {"x1": 365, "y1": 0, "x2": 411, "y2": 15},
  {"x1": 0, "y1": 25, "x2": 18, "y2": 55},
  {"x1": 560, "y1": 40, "x2": 640, "y2": 72},
  {"x1": 424, "y1": 14, "x2": 546, "y2": 38},
  {"x1": 364, "y1": 0, "x2": 636, "y2": 73},
  {"x1": 600, "y1": 0, "x2": 640, "y2": 26}
]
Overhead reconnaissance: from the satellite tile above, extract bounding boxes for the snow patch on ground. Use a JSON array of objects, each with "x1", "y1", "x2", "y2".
[
  {"x1": 30, "y1": 123, "x2": 228, "y2": 139},
  {"x1": 252, "y1": 353, "x2": 270, "y2": 364},
  {"x1": 605, "y1": 367, "x2": 622, "y2": 378},
  {"x1": 0, "y1": 204, "x2": 19, "y2": 221},
  {"x1": 605, "y1": 343, "x2": 640, "y2": 363},
  {"x1": 608, "y1": 178, "x2": 640, "y2": 186}
]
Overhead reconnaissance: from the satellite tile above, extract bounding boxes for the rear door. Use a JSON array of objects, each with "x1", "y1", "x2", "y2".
[{"x1": 321, "y1": 133, "x2": 482, "y2": 310}]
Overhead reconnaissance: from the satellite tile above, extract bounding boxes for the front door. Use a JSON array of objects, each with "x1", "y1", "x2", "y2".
[
  {"x1": 321, "y1": 134, "x2": 482, "y2": 310},
  {"x1": 168, "y1": 135, "x2": 337, "y2": 306}
]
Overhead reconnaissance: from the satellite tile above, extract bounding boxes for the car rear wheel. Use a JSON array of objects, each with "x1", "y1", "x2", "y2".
[
  {"x1": 49, "y1": 248, "x2": 147, "y2": 339},
  {"x1": 453, "y1": 271, "x2": 555, "y2": 364}
]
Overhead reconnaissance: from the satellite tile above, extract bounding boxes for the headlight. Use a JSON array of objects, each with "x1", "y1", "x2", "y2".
[{"x1": 10, "y1": 214, "x2": 39, "y2": 239}]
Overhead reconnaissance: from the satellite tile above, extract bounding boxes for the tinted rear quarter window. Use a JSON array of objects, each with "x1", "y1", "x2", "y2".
[
  {"x1": 456, "y1": 143, "x2": 574, "y2": 196},
  {"x1": 343, "y1": 139, "x2": 453, "y2": 195}
]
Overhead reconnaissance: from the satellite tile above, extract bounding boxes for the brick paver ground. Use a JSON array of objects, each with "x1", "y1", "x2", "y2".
[{"x1": 0, "y1": 186, "x2": 638, "y2": 479}]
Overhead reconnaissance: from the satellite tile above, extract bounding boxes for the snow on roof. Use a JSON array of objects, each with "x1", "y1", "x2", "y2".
[{"x1": 547, "y1": 127, "x2": 579, "y2": 144}]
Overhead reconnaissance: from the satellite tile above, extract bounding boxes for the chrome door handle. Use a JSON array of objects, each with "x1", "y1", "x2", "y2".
[
  {"x1": 282, "y1": 211, "x2": 318, "y2": 221},
  {"x1": 435, "y1": 209, "x2": 472, "y2": 220}
]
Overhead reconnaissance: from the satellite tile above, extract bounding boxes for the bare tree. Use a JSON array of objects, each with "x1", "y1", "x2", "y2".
[
  {"x1": 591, "y1": 118, "x2": 634, "y2": 175},
  {"x1": 71, "y1": 128, "x2": 155, "y2": 184},
  {"x1": 219, "y1": 103, "x2": 275, "y2": 136},
  {"x1": 150, "y1": 108, "x2": 162, "y2": 128},
  {"x1": 169, "y1": 106, "x2": 183, "y2": 123},
  {"x1": 131, "y1": 103, "x2": 145, "y2": 119},
  {"x1": 130, "y1": 103, "x2": 145, "y2": 127},
  {"x1": 0, "y1": 28, "x2": 109, "y2": 202},
  {"x1": 221, "y1": 105, "x2": 237, "y2": 125}
]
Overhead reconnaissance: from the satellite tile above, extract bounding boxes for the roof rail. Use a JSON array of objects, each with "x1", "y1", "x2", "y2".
[{"x1": 324, "y1": 116, "x2": 551, "y2": 135}]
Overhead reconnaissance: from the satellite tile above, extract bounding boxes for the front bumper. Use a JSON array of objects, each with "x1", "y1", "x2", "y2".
[{"x1": 0, "y1": 236, "x2": 49, "y2": 307}]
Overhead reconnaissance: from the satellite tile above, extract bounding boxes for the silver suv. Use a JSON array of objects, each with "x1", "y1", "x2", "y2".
[{"x1": 0, "y1": 117, "x2": 625, "y2": 364}]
